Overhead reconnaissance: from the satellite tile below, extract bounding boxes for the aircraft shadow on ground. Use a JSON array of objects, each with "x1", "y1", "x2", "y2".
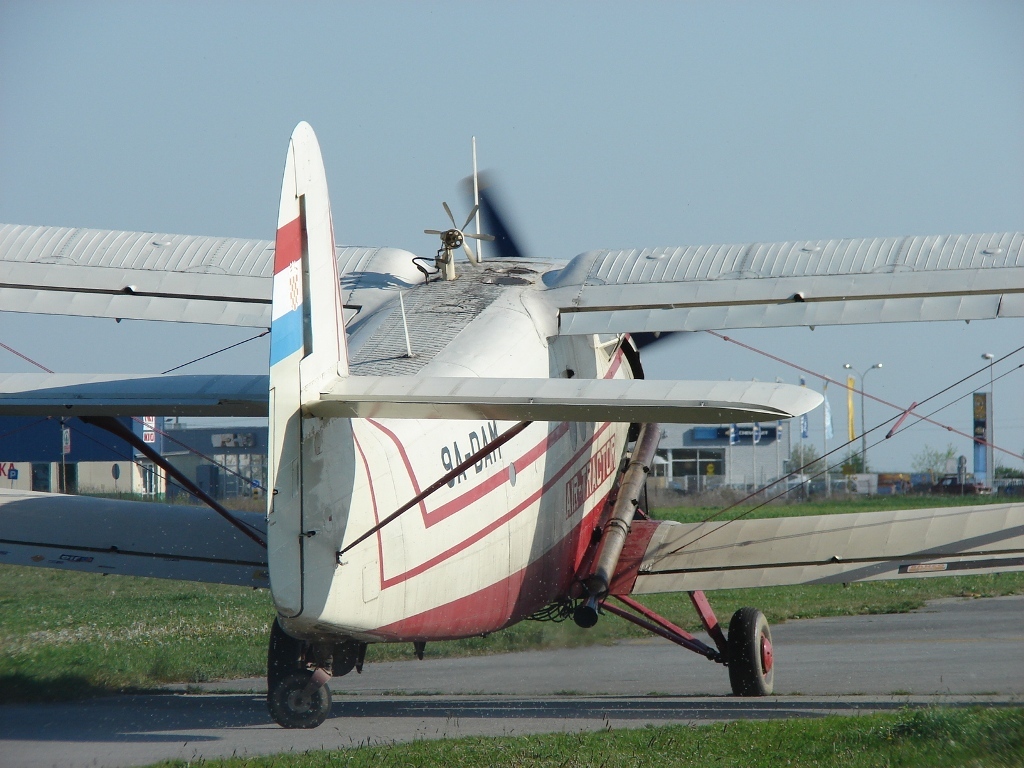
[{"x1": 1, "y1": 693, "x2": 990, "y2": 743}]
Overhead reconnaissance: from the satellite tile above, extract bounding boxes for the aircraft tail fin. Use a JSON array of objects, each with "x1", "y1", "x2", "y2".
[
  {"x1": 267, "y1": 121, "x2": 347, "y2": 617},
  {"x1": 269, "y1": 121, "x2": 348, "y2": 384}
]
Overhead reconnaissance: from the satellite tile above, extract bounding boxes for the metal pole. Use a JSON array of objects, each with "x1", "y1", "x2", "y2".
[
  {"x1": 845, "y1": 363, "x2": 882, "y2": 472},
  {"x1": 822, "y1": 384, "x2": 830, "y2": 498},
  {"x1": 860, "y1": 382, "x2": 866, "y2": 467},
  {"x1": 472, "y1": 136, "x2": 482, "y2": 263},
  {"x1": 983, "y1": 353, "x2": 994, "y2": 485},
  {"x1": 751, "y1": 424, "x2": 757, "y2": 492},
  {"x1": 862, "y1": 364, "x2": 881, "y2": 471}
]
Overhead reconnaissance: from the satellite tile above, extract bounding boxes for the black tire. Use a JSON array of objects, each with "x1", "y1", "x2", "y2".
[
  {"x1": 267, "y1": 618, "x2": 305, "y2": 690},
  {"x1": 267, "y1": 671, "x2": 332, "y2": 728},
  {"x1": 727, "y1": 607, "x2": 774, "y2": 696}
]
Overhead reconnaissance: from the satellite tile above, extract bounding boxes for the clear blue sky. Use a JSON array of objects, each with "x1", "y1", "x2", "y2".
[{"x1": 1, "y1": 1, "x2": 1022, "y2": 472}]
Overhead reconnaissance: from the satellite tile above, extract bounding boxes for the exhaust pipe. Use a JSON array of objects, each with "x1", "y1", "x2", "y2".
[{"x1": 574, "y1": 422, "x2": 661, "y2": 628}]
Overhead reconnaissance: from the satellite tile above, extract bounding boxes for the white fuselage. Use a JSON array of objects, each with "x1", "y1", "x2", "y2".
[{"x1": 272, "y1": 260, "x2": 633, "y2": 643}]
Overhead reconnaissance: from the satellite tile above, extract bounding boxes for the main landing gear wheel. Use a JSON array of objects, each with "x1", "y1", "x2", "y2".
[
  {"x1": 727, "y1": 607, "x2": 774, "y2": 696},
  {"x1": 266, "y1": 619, "x2": 333, "y2": 728},
  {"x1": 267, "y1": 671, "x2": 332, "y2": 729}
]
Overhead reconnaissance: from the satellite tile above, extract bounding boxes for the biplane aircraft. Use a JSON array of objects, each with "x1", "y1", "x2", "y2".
[{"x1": 1, "y1": 122, "x2": 1023, "y2": 728}]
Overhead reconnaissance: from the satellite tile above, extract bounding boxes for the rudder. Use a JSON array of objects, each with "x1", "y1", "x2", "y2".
[{"x1": 267, "y1": 122, "x2": 347, "y2": 617}]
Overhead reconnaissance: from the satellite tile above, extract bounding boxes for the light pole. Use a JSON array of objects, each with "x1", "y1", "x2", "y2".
[
  {"x1": 982, "y1": 353, "x2": 994, "y2": 485},
  {"x1": 844, "y1": 362, "x2": 883, "y2": 471}
]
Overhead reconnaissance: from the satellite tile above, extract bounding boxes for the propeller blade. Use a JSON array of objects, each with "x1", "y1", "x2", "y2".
[
  {"x1": 631, "y1": 331, "x2": 682, "y2": 350},
  {"x1": 443, "y1": 201, "x2": 457, "y2": 228},
  {"x1": 461, "y1": 204, "x2": 479, "y2": 232},
  {"x1": 466, "y1": 233, "x2": 496, "y2": 241},
  {"x1": 424, "y1": 229, "x2": 444, "y2": 235},
  {"x1": 478, "y1": 183, "x2": 527, "y2": 259},
  {"x1": 463, "y1": 241, "x2": 478, "y2": 263}
]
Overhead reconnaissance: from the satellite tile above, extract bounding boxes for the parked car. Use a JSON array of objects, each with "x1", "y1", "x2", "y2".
[{"x1": 931, "y1": 474, "x2": 991, "y2": 495}]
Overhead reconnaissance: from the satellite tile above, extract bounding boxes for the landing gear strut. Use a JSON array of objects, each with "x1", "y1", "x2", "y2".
[{"x1": 594, "y1": 593, "x2": 774, "y2": 697}]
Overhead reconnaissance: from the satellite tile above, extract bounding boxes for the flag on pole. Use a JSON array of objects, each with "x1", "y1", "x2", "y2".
[
  {"x1": 729, "y1": 424, "x2": 738, "y2": 445},
  {"x1": 847, "y1": 376, "x2": 856, "y2": 441},
  {"x1": 824, "y1": 395, "x2": 834, "y2": 440},
  {"x1": 799, "y1": 376, "x2": 809, "y2": 438}
]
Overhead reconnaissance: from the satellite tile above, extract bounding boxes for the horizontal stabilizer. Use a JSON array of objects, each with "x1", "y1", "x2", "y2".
[
  {"x1": 310, "y1": 376, "x2": 822, "y2": 423},
  {"x1": 0, "y1": 373, "x2": 269, "y2": 417},
  {"x1": 617, "y1": 503, "x2": 1024, "y2": 594},
  {"x1": 0, "y1": 489, "x2": 268, "y2": 588}
]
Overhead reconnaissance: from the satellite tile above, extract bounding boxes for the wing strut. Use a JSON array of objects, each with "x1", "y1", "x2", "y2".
[{"x1": 82, "y1": 416, "x2": 267, "y2": 549}]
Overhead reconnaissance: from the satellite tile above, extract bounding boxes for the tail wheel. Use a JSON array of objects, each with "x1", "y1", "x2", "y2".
[
  {"x1": 727, "y1": 607, "x2": 774, "y2": 696},
  {"x1": 267, "y1": 671, "x2": 332, "y2": 728}
]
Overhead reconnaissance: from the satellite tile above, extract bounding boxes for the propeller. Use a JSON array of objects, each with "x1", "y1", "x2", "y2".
[
  {"x1": 461, "y1": 173, "x2": 529, "y2": 260},
  {"x1": 631, "y1": 331, "x2": 674, "y2": 350},
  {"x1": 424, "y1": 202, "x2": 494, "y2": 264}
]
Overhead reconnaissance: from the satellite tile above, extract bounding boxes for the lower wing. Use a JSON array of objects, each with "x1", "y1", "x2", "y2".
[
  {"x1": 0, "y1": 489, "x2": 268, "y2": 588},
  {"x1": 611, "y1": 502, "x2": 1024, "y2": 594}
]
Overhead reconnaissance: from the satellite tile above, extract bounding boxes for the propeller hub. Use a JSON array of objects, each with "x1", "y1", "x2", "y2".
[{"x1": 441, "y1": 229, "x2": 464, "y2": 250}]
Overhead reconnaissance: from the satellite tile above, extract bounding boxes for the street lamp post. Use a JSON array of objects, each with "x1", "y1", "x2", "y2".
[
  {"x1": 844, "y1": 362, "x2": 883, "y2": 471},
  {"x1": 982, "y1": 353, "x2": 994, "y2": 485}
]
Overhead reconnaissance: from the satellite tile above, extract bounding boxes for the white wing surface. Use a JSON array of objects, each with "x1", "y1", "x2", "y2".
[
  {"x1": 0, "y1": 373, "x2": 269, "y2": 416},
  {"x1": 0, "y1": 224, "x2": 420, "y2": 326},
  {"x1": 615, "y1": 503, "x2": 1024, "y2": 595},
  {"x1": 311, "y1": 376, "x2": 823, "y2": 423},
  {"x1": 0, "y1": 489, "x2": 268, "y2": 588},
  {"x1": 550, "y1": 232, "x2": 1024, "y2": 334}
]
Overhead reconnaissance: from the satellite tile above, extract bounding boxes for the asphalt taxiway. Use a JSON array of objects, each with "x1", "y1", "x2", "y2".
[{"x1": 2, "y1": 595, "x2": 1021, "y2": 768}]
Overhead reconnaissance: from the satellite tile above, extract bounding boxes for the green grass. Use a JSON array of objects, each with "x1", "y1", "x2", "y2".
[
  {"x1": 3, "y1": 495, "x2": 1022, "y2": 702},
  {"x1": 145, "y1": 707, "x2": 1024, "y2": 767}
]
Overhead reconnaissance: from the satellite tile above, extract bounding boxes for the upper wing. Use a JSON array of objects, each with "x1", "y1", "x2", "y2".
[
  {"x1": 0, "y1": 224, "x2": 421, "y2": 326},
  {"x1": 549, "y1": 232, "x2": 1024, "y2": 334},
  {"x1": 0, "y1": 489, "x2": 268, "y2": 588},
  {"x1": 611, "y1": 502, "x2": 1024, "y2": 595}
]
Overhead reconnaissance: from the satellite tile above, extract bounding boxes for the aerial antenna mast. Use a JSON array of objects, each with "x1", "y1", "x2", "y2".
[{"x1": 472, "y1": 137, "x2": 482, "y2": 263}]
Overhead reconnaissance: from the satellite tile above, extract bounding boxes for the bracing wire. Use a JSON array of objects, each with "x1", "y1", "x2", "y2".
[
  {"x1": 661, "y1": 336, "x2": 1024, "y2": 556},
  {"x1": 161, "y1": 330, "x2": 270, "y2": 374}
]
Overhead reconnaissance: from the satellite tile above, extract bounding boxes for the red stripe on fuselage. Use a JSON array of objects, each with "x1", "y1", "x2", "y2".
[
  {"x1": 370, "y1": 490, "x2": 612, "y2": 640},
  {"x1": 361, "y1": 344, "x2": 628, "y2": 529},
  {"x1": 351, "y1": 431, "x2": 387, "y2": 588},
  {"x1": 346, "y1": 344, "x2": 630, "y2": 625},
  {"x1": 366, "y1": 419, "x2": 569, "y2": 528},
  {"x1": 274, "y1": 217, "x2": 303, "y2": 274},
  {"x1": 379, "y1": 421, "x2": 613, "y2": 588}
]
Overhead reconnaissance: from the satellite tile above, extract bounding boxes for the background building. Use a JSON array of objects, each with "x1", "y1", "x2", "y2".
[
  {"x1": 0, "y1": 416, "x2": 267, "y2": 501},
  {"x1": 651, "y1": 422, "x2": 791, "y2": 493}
]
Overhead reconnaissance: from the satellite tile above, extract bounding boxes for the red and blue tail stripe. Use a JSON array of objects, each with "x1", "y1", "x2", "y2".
[{"x1": 270, "y1": 216, "x2": 304, "y2": 367}]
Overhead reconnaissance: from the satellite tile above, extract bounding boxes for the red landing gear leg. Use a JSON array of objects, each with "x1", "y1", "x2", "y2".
[
  {"x1": 600, "y1": 595, "x2": 724, "y2": 662},
  {"x1": 602, "y1": 592, "x2": 774, "y2": 696}
]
